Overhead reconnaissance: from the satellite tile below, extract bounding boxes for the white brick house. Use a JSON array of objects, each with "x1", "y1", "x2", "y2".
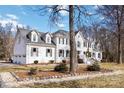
[{"x1": 13, "y1": 28, "x2": 102, "y2": 64}]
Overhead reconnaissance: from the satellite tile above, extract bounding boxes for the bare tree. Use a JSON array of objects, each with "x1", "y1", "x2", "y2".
[
  {"x1": 31, "y1": 5, "x2": 90, "y2": 73},
  {"x1": 0, "y1": 23, "x2": 14, "y2": 61},
  {"x1": 69, "y1": 5, "x2": 77, "y2": 73},
  {"x1": 97, "y1": 5, "x2": 124, "y2": 64}
]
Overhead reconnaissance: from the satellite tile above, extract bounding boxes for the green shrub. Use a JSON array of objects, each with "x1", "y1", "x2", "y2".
[
  {"x1": 87, "y1": 62, "x2": 100, "y2": 71},
  {"x1": 34, "y1": 60, "x2": 38, "y2": 64},
  {"x1": 28, "y1": 67, "x2": 37, "y2": 75},
  {"x1": 54, "y1": 63, "x2": 68, "y2": 72},
  {"x1": 78, "y1": 59, "x2": 84, "y2": 63},
  {"x1": 62, "y1": 60, "x2": 66, "y2": 64},
  {"x1": 49, "y1": 60, "x2": 54, "y2": 64},
  {"x1": 86, "y1": 51, "x2": 91, "y2": 57}
]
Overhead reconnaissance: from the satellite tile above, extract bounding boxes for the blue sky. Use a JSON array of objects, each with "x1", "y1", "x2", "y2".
[{"x1": 0, "y1": 5, "x2": 102, "y2": 33}]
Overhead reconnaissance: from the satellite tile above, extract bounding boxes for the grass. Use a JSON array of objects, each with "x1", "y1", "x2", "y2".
[
  {"x1": 100, "y1": 63, "x2": 124, "y2": 70},
  {"x1": 29, "y1": 74, "x2": 124, "y2": 88},
  {"x1": 25, "y1": 62, "x2": 124, "y2": 88},
  {"x1": 1, "y1": 62, "x2": 124, "y2": 88},
  {"x1": 0, "y1": 64, "x2": 55, "y2": 72},
  {"x1": 0, "y1": 62, "x2": 124, "y2": 72}
]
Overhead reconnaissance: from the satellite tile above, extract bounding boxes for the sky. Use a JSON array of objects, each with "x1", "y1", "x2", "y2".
[{"x1": 0, "y1": 5, "x2": 102, "y2": 33}]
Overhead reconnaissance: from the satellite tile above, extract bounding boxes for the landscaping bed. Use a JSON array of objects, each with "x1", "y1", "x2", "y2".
[{"x1": 13, "y1": 66, "x2": 113, "y2": 81}]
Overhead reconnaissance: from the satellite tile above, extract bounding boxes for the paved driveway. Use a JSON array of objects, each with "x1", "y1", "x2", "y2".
[{"x1": 0, "y1": 62, "x2": 20, "y2": 68}]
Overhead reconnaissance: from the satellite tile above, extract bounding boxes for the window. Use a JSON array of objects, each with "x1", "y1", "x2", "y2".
[
  {"x1": 33, "y1": 48, "x2": 36, "y2": 52},
  {"x1": 66, "y1": 39, "x2": 68, "y2": 45},
  {"x1": 63, "y1": 38, "x2": 64, "y2": 44},
  {"x1": 59, "y1": 38, "x2": 61, "y2": 44},
  {"x1": 59, "y1": 50, "x2": 64, "y2": 57},
  {"x1": 83, "y1": 42, "x2": 87, "y2": 47},
  {"x1": 31, "y1": 48, "x2": 38, "y2": 56},
  {"x1": 89, "y1": 43, "x2": 91, "y2": 48},
  {"x1": 98, "y1": 53, "x2": 101, "y2": 58},
  {"x1": 46, "y1": 49, "x2": 52, "y2": 57},
  {"x1": 33, "y1": 34, "x2": 36, "y2": 42},
  {"x1": 23, "y1": 55, "x2": 26, "y2": 57},
  {"x1": 47, "y1": 37, "x2": 50, "y2": 43},
  {"x1": 66, "y1": 50, "x2": 70, "y2": 57},
  {"x1": 92, "y1": 53, "x2": 95, "y2": 58},
  {"x1": 94, "y1": 44, "x2": 97, "y2": 49},
  {"x1": 77, "y1": 41, "x2": 81, "y2": 48},
  {"x1": 77, "y1": 51, "x2": 80, "y2": 55}
]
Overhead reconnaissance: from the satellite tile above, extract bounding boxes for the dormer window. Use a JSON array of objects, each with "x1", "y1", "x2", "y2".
[
  {"x1": 45, "y1": 33, "x2": 51, "y2": 44},
  {"x1": 47, "y1": 37, "x2": 50, "y2": 43},
  {"x1": 33, "y1": 34, "x2": 36, "y2": 42},
  {"x1": 31, "y1": 31, "x2": 38, "y2": 42},
  {"x1": 46, "y1": 36, "x2": 51, "y2": 43},
  {"x1": 78, "y1": 35, "x2": 80, "y2": 38}
]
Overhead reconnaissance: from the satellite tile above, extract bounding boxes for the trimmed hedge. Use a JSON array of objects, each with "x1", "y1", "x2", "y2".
[
  {"x1": 87, "y1": 62, "x2": 100, "y2": 71},
  {"x1": 34, "y1": 60, "x2": 38, "y2": 64},
  {"x1": 54, "y1": 63, "x2": 68, "y2": 72},
  {"x1": 28, "y1": 67, "x2": 37, "y2": 75}
]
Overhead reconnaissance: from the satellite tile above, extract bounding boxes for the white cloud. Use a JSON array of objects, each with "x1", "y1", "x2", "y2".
[
  {"x1": 100, "y1": 16, "x2": 105, "y2": 20},
  {"x1": 93, "y1": 5, "x2": 98, "y2": 9},
  {"x1": 57, "y1": 23, "x2": 65, "y2": 28},
  {"x1": 0, "y1": 13, "x2": 27, "y2": 32},
  {"x1": 59, "y1": 5, "x2": 68, "y2": 16},
  {"x1": 0, "y1": 18, "x2": 25, "y2": 32},
  {"x1": 48, "y1": 5, "x2": 68, "y2": 16},
  {"x1": 86, "y1": 12, "x2": 93, "y2": 16},
  {"x1": 60, "y1": 10, "x2": 68, "y2": 16},
  {"x1": 93, "y1": 5, "x2": 104, "y2": 10},
  {"x1": 6, "y1": 14, "x2": 19, "y2": 20},
  {"x1": 48, "y1": 8, "x2": 52, "y2": 12}
]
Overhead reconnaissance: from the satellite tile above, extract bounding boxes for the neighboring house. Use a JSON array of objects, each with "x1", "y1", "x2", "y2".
[{"x1": 13, "y1": 28, "x2": 102, "y2": 64}]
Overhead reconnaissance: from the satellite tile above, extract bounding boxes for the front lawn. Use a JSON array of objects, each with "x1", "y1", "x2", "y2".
[
  {"x1": 29, "y1": 74, "x2": 124, "y2": 88},
  {"x1": 100, "y1": 63, "x2": 124, "y2": 70},
  {"x1": 0, "y1": 64, "x2": 56, "y2": 72},
  {"x1": 21, "y1": 63, "x2": 124, "y2": 88},
  {"x1": 0, "y1": 62, "x2": 124, "y2": 72}
]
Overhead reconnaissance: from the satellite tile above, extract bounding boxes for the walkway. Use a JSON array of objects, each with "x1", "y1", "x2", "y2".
[
  {"x1": 0, "y1": 70, "x2": 124, "y2": 88},
  {"x1": 0, "y1": 72, "x2": 19, "y2": 88}
]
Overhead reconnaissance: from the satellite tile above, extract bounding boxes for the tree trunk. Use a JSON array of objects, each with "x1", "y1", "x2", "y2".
[
  {"x1": 117, "y1": 29, "x2": 122, "y2": 64},
  {"x1": 120, "y1": 40, "x2": 123, "y2": 63},
  {"x1": 69, "y1": 5, "x2": 78, "y2": 74}
]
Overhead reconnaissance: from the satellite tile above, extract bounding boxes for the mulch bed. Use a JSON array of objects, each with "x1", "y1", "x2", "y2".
[{"x1": 14, "y1": 67, "x2": 113, "y2": 80}]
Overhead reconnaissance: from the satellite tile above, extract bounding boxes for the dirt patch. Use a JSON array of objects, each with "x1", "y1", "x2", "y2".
[
  {"x1": 15, "y1": 70, "x2": 68, "y2": 79},
  {"x1": 14, "y1": 67, "x2": 112, "y2": 80}
]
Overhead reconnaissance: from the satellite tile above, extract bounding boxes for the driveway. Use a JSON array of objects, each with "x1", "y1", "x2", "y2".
[{"x1": 0, "y1": 62, "x2": 20, "y2": 68}]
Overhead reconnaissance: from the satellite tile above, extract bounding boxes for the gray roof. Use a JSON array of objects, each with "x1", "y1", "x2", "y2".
[
  {"x1": 16, "y1": 28, "x2": 102, "y2": 51},
  {"x1": 18, "y1": 28, "x2": 56, "y2": 46},
  {"x1": 52, "y1": 30, "x2": 69, "y2": 38}
]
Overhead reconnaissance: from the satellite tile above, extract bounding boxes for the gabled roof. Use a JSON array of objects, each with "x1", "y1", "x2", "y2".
[
  {"x1": 16, "y1": 28, "x2": 100, "y2": 48},
  {"x1": 52, "y1": 30, "x2": 69, "y2": 38},
  {"x1": 17, "y1": 28, "x2": 55, "y2": 46}
]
